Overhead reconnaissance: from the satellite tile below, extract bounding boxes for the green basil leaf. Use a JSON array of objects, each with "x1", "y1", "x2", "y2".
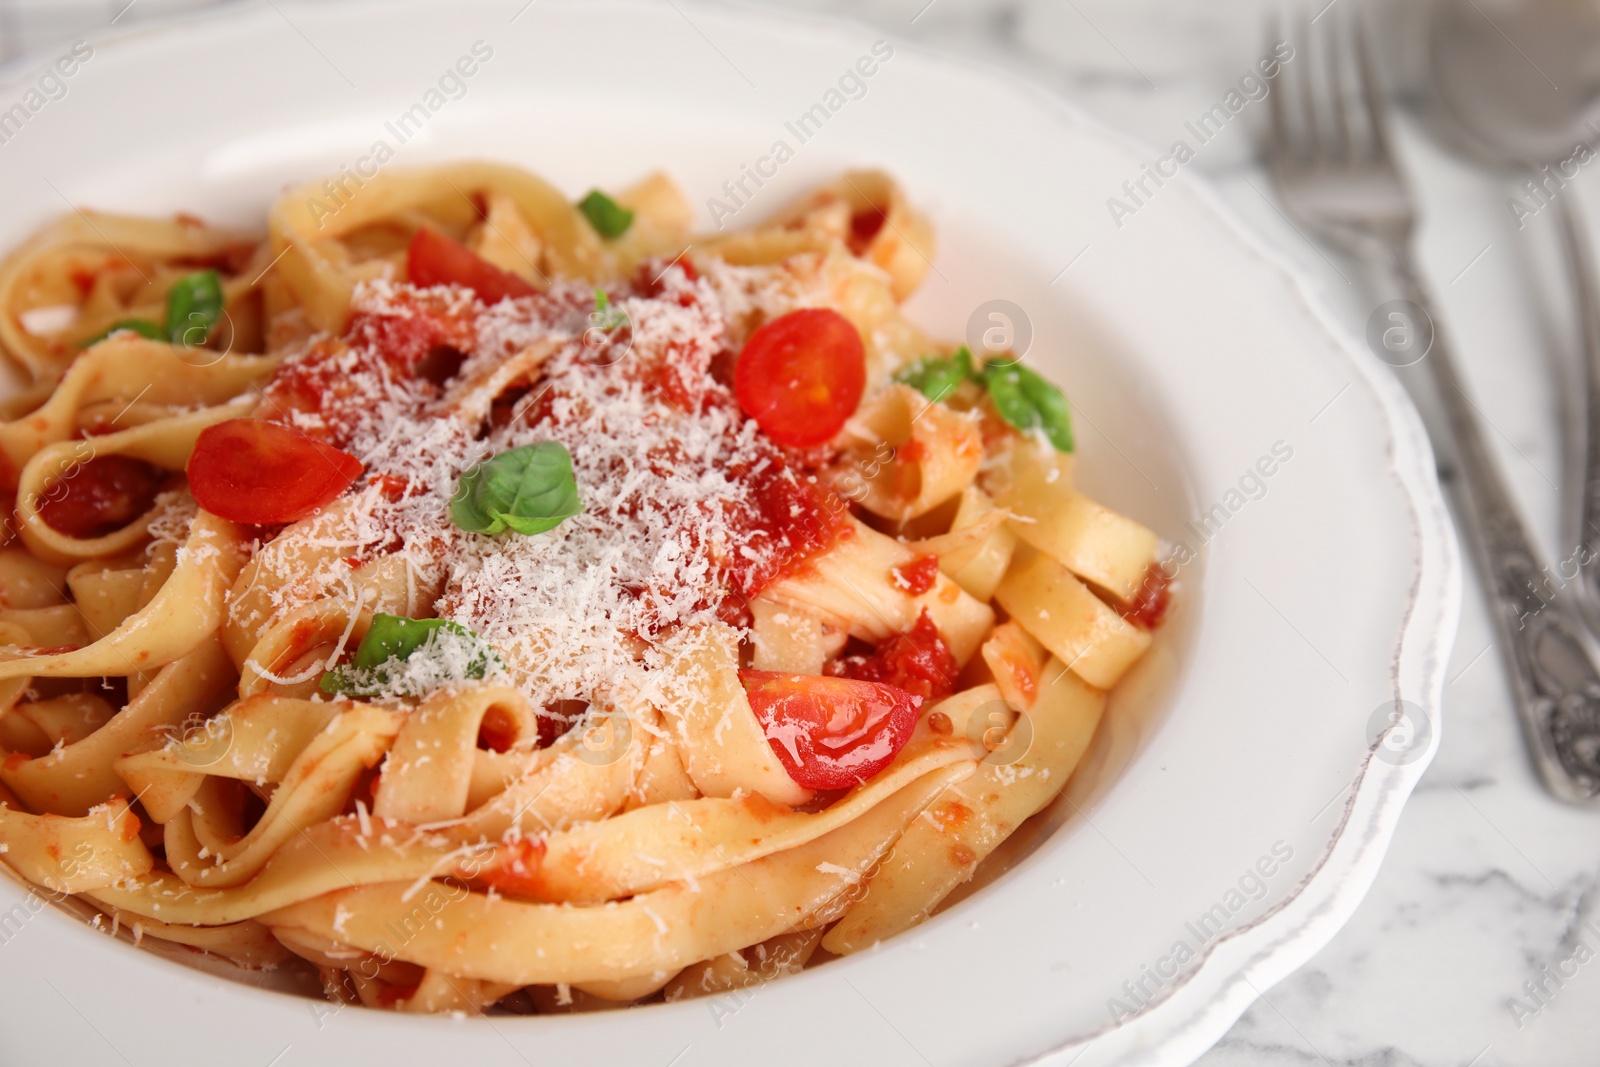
[
  {"x1": 82, "y1": 318, "x2": 164, "y2": 348},
  {"x1": 591, "y1": 288, "x2": 627, "y2": 332},
  {"x1": 981, "y1": 360, "x2": 1075, "y2": 453},
  {"x1": 578, "y1": 190, "x2": 635, "y2": 239},
  {"x1": 317, "y1": 671, "x2": 347, "y2": 695},
  {"x1": 450, "y1": 441, "x2": 583, "y2": 536},
  {"x1": 320, "y1": 613, "x2": 497, "y2": 696},
  {"x1": 165, "y1": 269, "x2": 225, "y2": 347},
  {"x1": 352, "y1": 614, "x2": 471, "y2": 669},
  {"x1": 893, "y1": 347, "x2": 975, "y2": 402}
]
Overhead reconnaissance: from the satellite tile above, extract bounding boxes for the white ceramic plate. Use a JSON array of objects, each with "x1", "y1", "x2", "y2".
[{"x1": 0, "y1": 2, "x2": 1459, "y2": 1064}]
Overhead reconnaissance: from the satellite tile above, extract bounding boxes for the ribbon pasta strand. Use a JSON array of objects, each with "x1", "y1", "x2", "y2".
[{"x1": 0, "y1": 162, "x2": 1167, "y2": 1017}]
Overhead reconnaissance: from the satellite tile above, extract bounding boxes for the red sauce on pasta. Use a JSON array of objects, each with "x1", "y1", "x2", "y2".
[
  {"x1": 1120, "y1": 563, "x2": 1173, "y2": 630},
  {"x1": 263, "y1": 269, "x2": 849, "y2": 647},
  {"x1": 37, "y1": 455, "x2": 165, "y2": 539},
  {"x1": 350, "y1": 281, "x2": 483, "y2": 369},
  {"x1": 848, "y1": 207, "x2": 887, "y2": 254},
  {"x1": 891, "y1": 554, "x2": 940, "y2": 595},
  {"x1": 261, "y1": 288, "x2": 496, "y2": 447},
  {"x1": 728, "y1": 464, "x2": 847, "y2": 598},
  {"x1": 832, "y1": 609, "x2": 959, "y2": 702}
]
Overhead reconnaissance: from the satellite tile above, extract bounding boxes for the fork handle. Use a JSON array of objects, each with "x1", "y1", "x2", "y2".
[
  {"x1": 1389, "y1": 246, "x2": 1600, "y2": 804},
  {"x1": 1556, "y1": 197, "x2": 1600, "y2": 631}
]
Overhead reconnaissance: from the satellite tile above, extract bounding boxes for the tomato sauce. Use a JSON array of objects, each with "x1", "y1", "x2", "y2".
[
  {"x1": 259, "y1": 339, "x2": 385, "y2": 448},
  {"x1": 728, "y1": 464, "x2": 849, "y2": 599},
  {"x1": 37, "y1": 455, "x2": 165, "y2": 539},
  {"x1": 848, "y1": 207, "x2": 887, "y2": 255},
  {"x1": 512, "y1": 278, "x2": 849, "y2": 607},
  {"x1": 1119, "y1": 563, "x2": 1173, "y2": 630},
  {"x1": 347, "y1": 285, "x2": 480, "y2": 370},
  {"x1": 260, "y1": 261, "x2": 850, "y2": 625},
  {"x1": 377, "y1": 984, "x2": 420, "y2": 1008},
  {"x1": 832, "y1": 609, "x2": 959, "y2": 702},
  {"x1": 262, "y1": 289, "x2": 485, "y2": 448},
  {"x1": 891, "y1": 554, "x2": 940, "y2": 595},
  {"x1": 465, "y1": 837, "x2": 552, "y2": 900},
  {"x1": 634, "y1": 255, "x2": 698, "y2": 298},
  {"x1": 476, "y1": 705, "x2": 520, "y2": 753}
]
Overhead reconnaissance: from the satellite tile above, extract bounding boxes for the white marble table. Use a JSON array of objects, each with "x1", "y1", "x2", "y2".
[{"x1": 1, "y1": 1, "x2": 1594, "y2": 1064}]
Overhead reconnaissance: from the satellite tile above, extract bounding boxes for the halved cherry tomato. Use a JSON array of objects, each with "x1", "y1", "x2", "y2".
[
  {"x1": 734, "y1": 308, "x2": 865, "y2": 448},
  {"x1": 739, "y1": 669, "x2": 921, "y2": 790},
  {"x1": 405, "y1": 225, "x2": 538, "y2": 305},
  {"x1": 186, "y1": 418, "x2": 363, "y2": 525}
]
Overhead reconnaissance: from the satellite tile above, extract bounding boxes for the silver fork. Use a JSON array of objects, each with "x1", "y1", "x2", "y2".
[{"x1": 1266, "y1": 10, "x2": 1600, "y2": 804}]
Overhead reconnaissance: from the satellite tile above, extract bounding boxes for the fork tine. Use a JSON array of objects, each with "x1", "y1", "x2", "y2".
[
  {"x1": 1326, "y1": 6, "x2": 1352, "y2": 161},
  {"x1": 1295, "y1": 9, "x2": 1320, "y2": 161},
  {"x1": 1265, "y1": 13, "x2": 1293, "y2": 167},
  {"x1": 1350, "y1": 10, "x2": 1396, "y2": 164}
]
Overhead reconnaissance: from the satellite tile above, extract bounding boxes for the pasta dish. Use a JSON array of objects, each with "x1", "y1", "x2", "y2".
[{"x1": 0, "y1": 163, "x2": 1169, "y2": 1013}]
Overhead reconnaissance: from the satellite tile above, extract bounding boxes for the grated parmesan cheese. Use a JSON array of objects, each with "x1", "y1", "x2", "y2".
[{"x1": 245, "y1": 266, "x2": 833, "y2": 724}]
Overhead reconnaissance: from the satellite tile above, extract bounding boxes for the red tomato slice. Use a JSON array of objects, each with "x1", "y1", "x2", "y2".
[
  {"x1": 739, "y1": 669, "x2": 921, "y2": 790},
  {"x1": 406, "y1": 225, "x2": 538, "y2": 305},
  {"x1": 734, "y1": 308, "x2": 865, "y2": 448},
  {"x1": 187, "y1": 418, "x2": 363, "y2": 525}
]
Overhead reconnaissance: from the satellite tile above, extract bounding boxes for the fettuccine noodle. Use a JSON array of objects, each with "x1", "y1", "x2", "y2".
[{"x1": 0, "y1": 163, "x2": 1169, "y2": 1014}]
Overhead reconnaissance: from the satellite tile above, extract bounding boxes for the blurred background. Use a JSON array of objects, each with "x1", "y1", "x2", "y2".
[{"x1": 2, "y1": 0, "x2": 1597, "y2": 1063}]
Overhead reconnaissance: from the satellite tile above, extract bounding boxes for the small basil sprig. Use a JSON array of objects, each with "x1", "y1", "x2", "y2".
[
  {"x1": 578, "y1": 190, "x2": 635, "y2": 239},
  {"x1": 981, "y1": 361, "x2": 1074, "y2": 453},
  {"x1": 82, "y1": 318, "x2": 165, "y2": 347},
  {"x1": 320, "y1": 613, "x2": 497, "y2": 696},
  {"x1": 80, "y1": 268, "x2": 225, "y2": 349},
  {"x1": 166, "y1": 269, "x2": 225, "y2": 346},
  {"x1": 591, "y1": 289, "x2": 628, "y2": 332},
  {"x1": 891, "y1": 345, "x2": 1074, "y2": 453},
  {"x1": 450, "y1": 441, "x2": 583, "y2": 536},
  {"x1": 893, "y1": 347, "x2": 975, "y2": 403}
]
